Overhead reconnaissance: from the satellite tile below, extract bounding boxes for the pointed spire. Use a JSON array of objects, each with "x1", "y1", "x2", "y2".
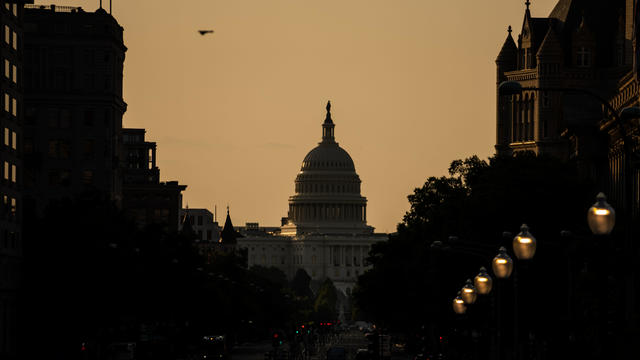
[
  {"x1": 220, "y1": 206, "x2": 239, "y2": 244},
  {"x1": 525, "y1": 0, "x2": 531, "y2": 11},
  {"x1": 496, "y1": 25, "x2": 518, "y2": 64},
  {"x1": 321, "y1": 100, "x2": 336, "y2": 144}
]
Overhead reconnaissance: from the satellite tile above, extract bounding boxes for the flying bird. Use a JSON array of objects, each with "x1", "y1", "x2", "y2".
[{"x1": 198, "y1": 30, "x2": 214, "y2": 35}]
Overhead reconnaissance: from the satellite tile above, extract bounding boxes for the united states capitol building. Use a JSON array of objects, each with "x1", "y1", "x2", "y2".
[{"x1": 237, "y1": 102, "x2": 387, "y2": 295}]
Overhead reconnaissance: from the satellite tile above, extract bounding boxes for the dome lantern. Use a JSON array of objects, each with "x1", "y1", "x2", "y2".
[{"x1": 322, "y1": 100, "x2": 335, "y2": 143}]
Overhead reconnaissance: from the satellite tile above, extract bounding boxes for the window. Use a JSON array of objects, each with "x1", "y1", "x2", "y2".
[
  {"x1": 4, "y1": 93, "x2": 9, "y2": 112},
  {"x1": 11, "y1": 164, "x2": 15, "y2": 183},
  {"x1": 12, "y1": 4, "x2": 17, "y2": 17},
  {"x1": 542, "y1": 91, "x2": 550, "y2": 108},
  {"x1": 577, "y1": 47, "x2": 591, "y2": 67},
  {"x1": 82, "y1": 170, "x2": 94, "y2": 185},
  {"x1": 12, "y1": 31, "x2": 16, "y2": 50},
  {"x1": 207, "y1": 230, "x2": 212, "y2": 240},
  {"x1": 4, "y1": 25, "x2": 9, "y2": 45},
  {"x1": 198, "y1": 216, "x2": 203, "y2": 226},
  {"x1": 59, "y1": 141, "x2": 70, "y2": 159},
  {"x1": 4, "y1": 128, "x2": 8, "y2": 146},
  {"x1": 4, "y1": 59, "x2": 8, "y2": 78},
  {"x1": 12, "y1": 64, "x2": 16, "y2": 84},
  {"x1": 11, "y1": 98, "x2": 16, "y2": 116},
  {"x1": 3, "y1": 161, "x2": 8, "y2": 180},
  {"x1": 48, "y1": 140, "x2": 59, "y2": 158},
  {"x1": 10, "y1": 198, "x2": 16, "y2": 219}
]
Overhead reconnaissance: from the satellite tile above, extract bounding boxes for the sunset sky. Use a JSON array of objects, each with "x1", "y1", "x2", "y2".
[{"x1": 37, "y1": 0, "x2": 559, "y2": 232}]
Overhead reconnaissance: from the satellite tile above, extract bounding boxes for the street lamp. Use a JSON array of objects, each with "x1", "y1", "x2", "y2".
[
  {"x1": 513, "y1": 224, "x2": 536, "y2": 260},
  {"x1": 474, "y1": 267, "x2": 493, "y2": 295},
  {"x1": 461, "y1": 279, "x2": 478, "y2": 304},
  {"x1": 587, "y1": 192, "x2": 616, "y2": 235},
  {"x1": 453, "y1": 292, "x2": 467, "y2": 314},
  {"x1": 492, "y1": 246, "x2": 513, "y2": 279}
]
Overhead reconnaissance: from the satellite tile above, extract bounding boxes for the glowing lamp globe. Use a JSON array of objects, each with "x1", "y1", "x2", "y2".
[
  {"x1": 492, "y1": 247, "x2": 513, "y2": 279},
  {"x1": 513, "y1": 224, "x2": 536, "y2": 260},
  {"x1": 453, "y1": 293, "x2": 467, "y2": 314},
  {"x1": 474, "y1": 267, "x2": 493, "y2": 295},
  {"x1": 587, "y1": 193, "x2": 616, "y2": 235},
  {"x1": 461, "y1": 279, "x2": 477, "y2": 304}
]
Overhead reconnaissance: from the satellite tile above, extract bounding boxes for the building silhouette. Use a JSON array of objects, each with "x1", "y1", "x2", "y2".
[
  {"x1": 178, "y1": 207, "x2": 220, "y2": 243},
  {"x1": 22, "y1": 5, "x2": 126, "y2": 211},
  {"x1": 496, "y1": 0, "x2": 631, "y2": 158},
  {"x1": 0, "y1": 2, "x2": 30, "y2": 359},
  {"x1": 237, "y1": 102, "x2": 387, "y2": 300},
  {"x1": 495, "y1": 0, "x2": 640, "y2": 354},
  {"x1": 122, "y1": 128, "x2": 186, "y2": 232}
]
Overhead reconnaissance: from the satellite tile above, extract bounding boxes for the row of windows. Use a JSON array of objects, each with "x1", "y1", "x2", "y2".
[
  {"x1": 3, "y1": 161, "x2": 16, "y2": 184},
  {"x1": 296, "y1": 182, "x2": 359, "y2": 193},
  {"x1": 511, "y1": 94, "x2": 535, "y2": 143},
  {"x1": 48, "y1": 169, "x2": 94, "y2": 186},
  {"x1": 3, "y1": 24, "x2": 17, "y2": 51},
  {"x1": 3, "y1": 93, "x2": 17, "y2": 118},
  {"x1": 3, "y1": 59, "x2": 17, "y2": 84},
  {"x1": 47, "y1": 139, "x2": 96, "y2": 160},
  {"x1": 3, "y1": 128, "x2": 16, "y2": 150},
  {"x1": 29, "y1": 108, "x2": 111, "y2": 128}
]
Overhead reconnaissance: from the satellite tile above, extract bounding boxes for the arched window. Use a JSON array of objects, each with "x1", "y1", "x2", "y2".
[{"x1": 529, "y1": 94, "x2": 535, "y2": 140}]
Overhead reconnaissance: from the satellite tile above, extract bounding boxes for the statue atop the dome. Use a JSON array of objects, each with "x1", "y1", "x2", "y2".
[{"x1": 326, "y1": 100, "x2": 331, "y2": 113}]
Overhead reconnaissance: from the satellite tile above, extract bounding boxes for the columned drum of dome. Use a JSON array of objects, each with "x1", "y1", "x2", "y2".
[{"x1": 281, "y1": 101, "x2": 374, "y2": 236}]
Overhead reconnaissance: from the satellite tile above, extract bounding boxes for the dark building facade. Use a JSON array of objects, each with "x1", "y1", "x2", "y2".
[
  {"x1": 22, "y1": 5, "x2": 127, "y2": 210},
  {"x1": 495, "y1": 0, "x2": 640, "y2": 355},
  {"x1": 0, "y1": 1, "x2": 30, "y2": 359},
  {"x1": 122, "y1": 128, "x2": 186, "y2": 232}
]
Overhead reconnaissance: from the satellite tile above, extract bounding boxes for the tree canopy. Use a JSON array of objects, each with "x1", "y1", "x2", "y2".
[{"x1": 354, "y1": 153, "x2": 599, "y2": 351}]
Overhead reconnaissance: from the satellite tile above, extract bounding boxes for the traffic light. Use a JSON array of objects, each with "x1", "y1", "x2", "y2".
[{"x1": 272, "y1": 332, "x2": 283, "y2": 347}]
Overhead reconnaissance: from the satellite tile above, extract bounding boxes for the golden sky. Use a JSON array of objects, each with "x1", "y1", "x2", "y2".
[{"x1": 38, "y1": 0, "x2": 558, "y2": 232}]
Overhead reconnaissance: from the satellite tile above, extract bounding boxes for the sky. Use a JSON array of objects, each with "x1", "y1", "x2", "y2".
[{"x1": 38, "y1": 0, "x2": 559, "y2": 233}]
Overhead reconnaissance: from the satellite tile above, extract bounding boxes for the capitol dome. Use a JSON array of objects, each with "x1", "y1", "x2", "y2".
[{"x1": 281, "y1": 101, "x2": 373, "y2": 236}]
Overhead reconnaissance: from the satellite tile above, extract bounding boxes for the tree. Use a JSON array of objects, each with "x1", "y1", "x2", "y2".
[
  {"x1": 290, "y1": 268, "x2": 313, "y2": 298},
  {"x1": 314, "y1": 278, "x2": 338, "y2": 322},
  {"x1": 354, "y1": 153, "x2": 595, "y2": 345}
]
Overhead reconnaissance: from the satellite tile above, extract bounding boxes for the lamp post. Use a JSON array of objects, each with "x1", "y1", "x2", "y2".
[
  {"x1": 461, "y1": 279, "x2": 478, "y2": 305},
  {"x1": 474, "y1": 267, "x2": 493, "y2": 295},
  {"x1": 587, "y1": 192, "x2": 616, "y2": 235},
  {"x1": 499, "y1": 80, "x2": 638, "y2": 339}
]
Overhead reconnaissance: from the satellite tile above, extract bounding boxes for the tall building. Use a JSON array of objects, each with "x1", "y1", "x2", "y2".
[
  {"x1": 122, "y1": 128, "x2": 186, "y2": 232},
  {"x1": 495, "y1": 0, "x2": 631, "y2": 159},
  {"x1": 0, "y1": 1, "x2": 30, "y2": 359},
  {"x1": 495, "y1": 0, "x2": 640, "y2": 354},
  {"x1": 22, "y1": 5, "x2": 127, "y2": 210},
  {"x1": 237, "y1": 102, "x2": 387, "y2": 297}
]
